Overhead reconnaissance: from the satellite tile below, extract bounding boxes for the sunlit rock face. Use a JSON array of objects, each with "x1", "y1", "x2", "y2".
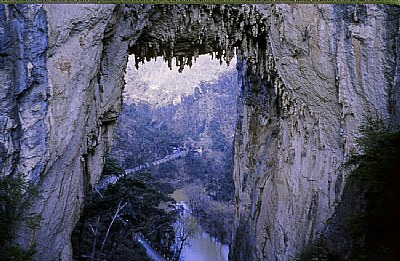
[
  {"x1": 0, "y1": 4, "x2": 127, "y2": 259},
  {"x1": 0, "y1": 4, "x2": 398, "y2": 260}
]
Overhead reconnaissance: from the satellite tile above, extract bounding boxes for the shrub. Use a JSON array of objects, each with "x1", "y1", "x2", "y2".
[
  {"x1": 0, "y1": 173, "x2": 39, "y2": 260},
  {"x1": 345, "y1": 118, "x2": 400, "y2": 260}
]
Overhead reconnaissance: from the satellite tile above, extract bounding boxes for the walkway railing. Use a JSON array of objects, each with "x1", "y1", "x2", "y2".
[
  {"x1": 96, "y1": 148, "x2": 188, "y2": 189},
  {"x1": 124, "y1": 149, "x2": 188, "y2": 175}
]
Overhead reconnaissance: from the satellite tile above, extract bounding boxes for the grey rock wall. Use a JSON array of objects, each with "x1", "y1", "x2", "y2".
[
  {"x1": 231, "y1": 4, "x2": 400, "y2": 260},
  {"x1": 0, "y1": 4, "x2": 49, "y2": 184},
  {"x1": 0, "y1": 4, "x2": 127, "y2": 260}
]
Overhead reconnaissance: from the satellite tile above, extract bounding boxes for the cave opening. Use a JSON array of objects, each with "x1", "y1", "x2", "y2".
[
  {"x1": 73, "y1": 53, "x2": 239, "y2": 260},
  {"x1": 79, "y1": 40, "x2": 241, "y2": 261},
  {"x1": 114, "y1": 53, "x2": 238, "y2": 261},
  {"x1": 71, "y1": 5, "x2": 272, "y2": 260}
]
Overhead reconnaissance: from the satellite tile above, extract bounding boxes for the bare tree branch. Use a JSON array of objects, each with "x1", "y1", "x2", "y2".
[
  {"x1": 90, "y1": 215, "x2": 101, "y2": 261},
  {"x1": 101, "y1": 200, "x2": 127, "y2": 252}
]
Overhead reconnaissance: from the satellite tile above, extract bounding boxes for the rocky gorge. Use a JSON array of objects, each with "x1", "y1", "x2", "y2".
[{"x1": 0, "y1": 4, "x2": 399, "y2": 261}]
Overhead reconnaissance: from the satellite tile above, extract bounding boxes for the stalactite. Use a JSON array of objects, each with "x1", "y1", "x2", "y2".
[{"x1": 129, "y1": 5, "x2": 271, "y2": 75}]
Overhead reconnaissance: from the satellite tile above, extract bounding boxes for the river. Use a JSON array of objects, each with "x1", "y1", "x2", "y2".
[{"x1": 171, "y1": 189, "x2": 229, "y2": 261}]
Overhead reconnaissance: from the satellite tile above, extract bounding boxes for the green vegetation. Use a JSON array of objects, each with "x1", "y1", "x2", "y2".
[
  {"x1": 72, "y1": 159, "x2": 178, "y2": 260},
  {"x1": 111, "y1": 71, "x2": 237, "y2": 248},
  {"x1": 297, "y1": 118, "x2": 400, "y2": 260},
  {"x1": 112, "y1": 102, "x2": 184, "y2": 167},
  {"x1": 0, "y1": 173, "x2": 39, "y2": 260},
  {"x1": 296, "y1": 238, "x2": 340, "y2": 261},
  {"x1": 183, "y1": 153, "x2": 234, "y2": 202},
  {"x1": 102, "y1": 157, "x2": 124, "y2": 177},
  {"x1": 183, "y1": 183, "x2": 234, "y2": 244},
  {"x1": 344, "y1": 118, "x2": 399, "y2": 260}
]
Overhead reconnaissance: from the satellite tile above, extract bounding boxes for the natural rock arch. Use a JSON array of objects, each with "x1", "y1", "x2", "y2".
[{"x1": 1, "y1": 4, "x2": 398, "y2": 261}]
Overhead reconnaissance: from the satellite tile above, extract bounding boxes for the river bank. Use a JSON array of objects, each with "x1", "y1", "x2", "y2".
[{"x1": 171, "y1": 188, "x2": 229, "y2": 261}]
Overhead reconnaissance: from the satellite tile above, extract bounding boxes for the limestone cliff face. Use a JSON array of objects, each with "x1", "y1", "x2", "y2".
[
  {"x1": 0, "y1": 4, "x2": 239, "y2": 259},
  {"x1": 231, "y1": 4, "x2": 400, "y2": 260},
  {"x1": 0, "y1": 4, "x2": 399, "y2": 261},
  {"x1": 0, "y1": 4, "x2": 129, "y2": 260}
]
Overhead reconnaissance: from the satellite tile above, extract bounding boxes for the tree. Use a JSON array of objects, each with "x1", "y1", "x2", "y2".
[
  {"x1": 72, "y1": 169, "x2": 178, "y2": 260},
  {"x1": 172, "y1": 213, "x2": 197, "y2": 260},
  {"x1": 344, "y1": 118, "x2": 400, "y2": 260},
  {"x1": 183, "y1": 182, "x2": 233, "y2": 244},
  {"x1": 0, "y1": 173, "x2": 39, "y2": 260},
  {"x1": 102, "y1": 157, "x2": 124, "y2": 176}
]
